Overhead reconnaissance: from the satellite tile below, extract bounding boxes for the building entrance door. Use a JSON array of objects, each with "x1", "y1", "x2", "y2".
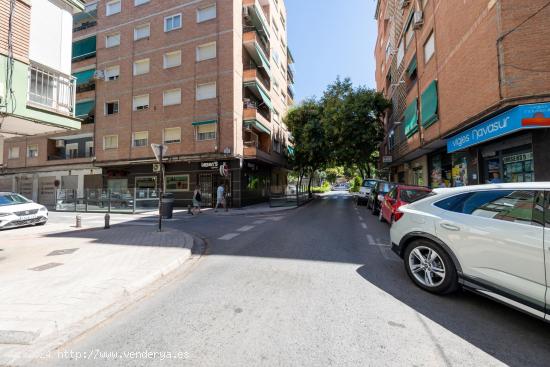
[{"x1": 199, "y1": 174, "x2": 213, "y2": 207}]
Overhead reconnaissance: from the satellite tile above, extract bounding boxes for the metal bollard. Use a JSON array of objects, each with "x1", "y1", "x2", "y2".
[
  {"x1": 75, "y1": 215, "x2": 82, "y2": 228},
  {"x1": 104, "y1": 213, "x2": 110, "y2": 229}
]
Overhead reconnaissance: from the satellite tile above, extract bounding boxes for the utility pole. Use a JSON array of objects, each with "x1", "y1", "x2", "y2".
[{"x1": 158, "y1": 144, "x2": 163, "y2": 232}]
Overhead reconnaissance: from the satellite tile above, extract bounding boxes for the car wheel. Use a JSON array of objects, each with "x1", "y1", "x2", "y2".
[
  {"x1": 404, "y1": 239, "x2": 458, "y2": 295},
  {"x1": 36, "y1": 221, "x2": 47, "y2": 226},
  {"x1": 378, "y1": 209, "x2": 385, "y2": 222}
]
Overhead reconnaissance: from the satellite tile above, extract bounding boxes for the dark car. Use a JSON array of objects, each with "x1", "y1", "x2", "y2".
[{"x1": 367, "y1": 181, "x2": 395, "y2": 215}]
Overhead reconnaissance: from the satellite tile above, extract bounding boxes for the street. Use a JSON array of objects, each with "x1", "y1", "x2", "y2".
[{"x1": 36, "y1": 192, "x2": 550, "y2": 367}]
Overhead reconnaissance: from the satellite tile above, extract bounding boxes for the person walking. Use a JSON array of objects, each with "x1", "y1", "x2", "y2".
[
  {"x1": 215, "y1": 183, "x2": 225, "y2": 212},
  {"x1": 192, "y1": 185, "x2": 202, "y2": 215}
]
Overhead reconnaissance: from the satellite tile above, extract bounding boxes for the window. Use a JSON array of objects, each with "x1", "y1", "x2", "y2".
[
  {"x1": 163, "y1": 127, "x2": 181, "y2": 144},
  {"x1": 103, "y1": 135, "x2": 119, "y2": 149},
  {"x1": 133, "y1": 94, "x2": 149, "y2": 110},
  {"x1": 27, "y1": 144, "x2": 38, "y2": 158},
  {"x1": 196, "y1": 124, "x2": 216, "y2": 141},
  {"x1": 405, "y1": 16, "x2": 414, "y2": 48},
  {"x1": 397, "y1": 38, "x2": 405, "y2": 65},
  {"x1": 105, "y1": 101, "x2": 119, "y2": 115},
  {"x1": 85, "y1": 141, "x2": 94, "y2": 157},
  {"x1": 424, "y1": 31, "x2": 435, "y2": 63},
  {"x1": 163, "y1": 50, "x2": 181, "y2": 68},
  {"x1": 133, "y1": 58, "x2": 150, "y2": 75},
  {"x1": 165, "y1": 175, "x2": 190, "y2": 192},
  {"x1": 134, "y1": 0, "x2": 149, "y2": 6},
  {"x1": 133, "y1": 131, "x2": 149, "y2": 147},
  {"x1": 434, "y1": 190, "x2": 539, "y2": 225},
  {"x1": 273, "y1": 50, "x2": 280, "y2": 65},
  {"x1": 164, "y1": 14, "x2": 182, "y2": 32},
  {"x1": 105, "y1": 65, "x2": 120, "y2": 80},
  {"x1": 163, "y1": 89, "x2": 181, "y2": 106},
  {"x1": 196, "y1": 42, "x2": 216, "y2": 61},
  {"x1": 8, "y1": 146, "x2": 19, "y2": 159},
  {"x1": 106, "y1": 0, "x2": 121, "y2": 16},
  {"x1": 196, "y1": 82, "x2": 216, "y2": 100},
  {"x1": 134, "y1": 24, "x2": 150, "y2": 40},
  {"x1": 197, "y1": 4, "x2": 216, "y2": 22},
  {"x1": 65, "y1": 143, "x2": 78, "y2": 158},
  {"x1": 273, "y1": 109, "x2": 280, "y2": 124},
  {"x1": 106, "y1": 33, "x2": 121, "y2": 48}
]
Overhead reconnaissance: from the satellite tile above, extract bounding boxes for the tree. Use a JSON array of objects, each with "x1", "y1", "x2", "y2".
[{"x1": 324, "y1": 166, "x2": 344, "y2": 184}]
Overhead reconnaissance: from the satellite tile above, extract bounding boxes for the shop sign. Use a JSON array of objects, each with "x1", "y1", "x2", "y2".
[
  {"x1": 503, "y1": 152, "x2": 533, "y2": 164},
  {"x1": 447, "y1": 102, "x2": 550, "y2": 153},
  {"x1": 201, "y1": 161, "x2": 219, "y2": 169},
  {"x1": 382, "y1": 156, "x2": 392, "y2": 163}
]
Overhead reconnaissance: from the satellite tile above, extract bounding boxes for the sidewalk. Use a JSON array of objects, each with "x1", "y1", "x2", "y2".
[
  {"x1": 191, "y1": 201, "x2": 299, "y2": 217},
  {"x1": 0, "y1": 222, "x2": 195, "y2": 366}
]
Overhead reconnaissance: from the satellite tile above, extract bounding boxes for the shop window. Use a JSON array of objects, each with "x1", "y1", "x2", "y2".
[
  {"x1": 166, "y1": 175, "x2": 190, "y2": 192},
  {"x1": 503, "y1": 151, "x2": 534, "y2": 183}
]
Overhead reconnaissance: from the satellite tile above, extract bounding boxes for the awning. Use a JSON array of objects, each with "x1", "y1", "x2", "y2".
[
  {"x1": 244, "y1": 119, "x2": 270, "y2": 135},
  {"x1": 287, "y1": 47, "x2": 295, "y2": 64},
  {"x1": 73, "y1": 69, "x2": 95, "y2": 85},
  {"x1": 287, "y1": 145, "x2": 295, "y2": 156},
  {"x1": 244, "y1": 81, "x2": 273, "y2": 110},
  {"x1": 192, "y1": 119, "x2": 217, "y2": 126},
  {"x1": 404, "y1": 98, "x2": 418, "y2": 138},
  {"x1": 406, "y1": 55, "x2": 417, "y2": 77},
  {"x1": 421, "y1": 80, "x2": 438, "y2": 127},
  {"x1": 75, "y1": 100, "x2": 95, "y2": 118},
  {"x1": 247, "y1": 2, "x2": 270, "y2": 38},
  {"x1": 72, "y1": 36, "x2": 96, "y2": 61},
  {"x1": 255, "y1": 43, "x2": 271, "y2": 73}
]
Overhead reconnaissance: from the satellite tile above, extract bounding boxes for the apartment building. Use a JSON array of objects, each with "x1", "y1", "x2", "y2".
[
  {"x1": 375, "y1": 0, "x2": 550, "y2": 188},
  {"x1": 0, "y1": 0, "x2": 85, "y2": 197},
  {"x1": 2, "y1": 0, "x2": 295, "y2": 208}
]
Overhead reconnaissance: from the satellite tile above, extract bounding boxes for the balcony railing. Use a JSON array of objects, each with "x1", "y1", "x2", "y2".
[
  {"x1": 27, "y1": 64, "x2": 76, "y2": 117},
  {"x1": 48, "y1": 153, "x2": 93, "y2": 161}
]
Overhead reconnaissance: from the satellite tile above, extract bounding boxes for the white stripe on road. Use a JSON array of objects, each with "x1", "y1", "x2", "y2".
[
  {"x1": 237, "y1": 225, "x2": 255, "y2": 232},
  {"x1": 253, "y1": 220, "x2": 266, "y2": 225},
  {"x1": 366, "y1": 234, "x2": 375, "y2": 244},
  {"x1": 218, "y1": 233, "x2": 240, "y2": 240},
  {"x1": 361, "y1": 223, "x2": 367, "y2": 229},
  {"x1": 358, "y1": 216, "x2": 363, "y2": 220},
  {"x1": 268, "y1": 216, "x2": 283, "y2": 221}
]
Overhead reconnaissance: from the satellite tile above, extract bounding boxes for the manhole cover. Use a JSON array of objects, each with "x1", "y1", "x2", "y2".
[
  {"x1": 47, "y1": 248, "x2": 79, "y2": 256},
  {"x1": 29, "y1": 263, "x2": 63, "y2": 271}
]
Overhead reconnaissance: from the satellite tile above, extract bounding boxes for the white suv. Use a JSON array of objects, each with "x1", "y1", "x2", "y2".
[{"x1": 390, "y1": 183, "x2": 550, "y2": 321}]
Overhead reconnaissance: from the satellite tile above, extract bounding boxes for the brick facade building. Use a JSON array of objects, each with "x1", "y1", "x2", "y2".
[
  {"x1": 375, "y1": 0, "x2": 550, "y2": 188},
  {"x1": 1, "y1": 0, "x2": 295, "y2": 208}
]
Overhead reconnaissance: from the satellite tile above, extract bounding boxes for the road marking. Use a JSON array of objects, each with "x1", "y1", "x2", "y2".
[
  {"x1": 268, "y1": 216, "x2": 283, "y2": 222},
  {"x1": 218, "y1": 233, "x2": 239, "y2": 240},
  {"x1": 358, "y1": 216, "x2": 363, "y2": 220},
  {"x1": 361, "y1": 223, "x2": 367, "y2": 229},
  {"x1": 237, "y1": 225, "x2": 255, "y2": 232},
  {"x1": 253, "y1": 220, "x2": 266, "y2": 225}
]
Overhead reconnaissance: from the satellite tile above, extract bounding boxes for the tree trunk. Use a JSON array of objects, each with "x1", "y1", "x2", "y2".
[
  {"x1": 366, "y1": 163, "x2": 371, "y2": 179},
  {"x1": 307, "y1": 167, "x2": 316, "y2": 198}
]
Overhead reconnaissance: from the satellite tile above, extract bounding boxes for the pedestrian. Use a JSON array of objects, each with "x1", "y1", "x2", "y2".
[
  {"x1": 215, "y1": 183, "x2": 225, "y2": 212},
  {"x1": 192, "y1": 185, "x2": 202, "y2": 215},
  {"x1": 489, "y1": 172, "x2": 503, "y2": 184}
]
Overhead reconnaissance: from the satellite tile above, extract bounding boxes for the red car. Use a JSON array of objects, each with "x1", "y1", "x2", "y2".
[{"x1": 379, "y1": 185, "x2": 432, "y2": 224}]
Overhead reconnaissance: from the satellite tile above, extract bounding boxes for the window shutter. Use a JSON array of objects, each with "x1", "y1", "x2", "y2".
[
  {"x1": 197, "y1": 43, "x2": 216, "y2": 61},
  {"x1": 196, "y1": 83, "x2": 216, "y2": 100},
  {"x1": 197, "y1": 5, "x2": 216, "y2": 22},
  {"x1": 163, "y1": 51, "x2": 181, "y2": 68},
  {"x1": 164, "y1": 128, "x2": 181, "y2": 143},
  {"x1": 404, "y1": 98, "x2": 419, "y2": 138},
  {"x1": 133, "y1": 59, "x2": 150, "y2": 75},
  {"x1": 163, "y1": 89, "x2": 181, "y2": 106},
  {"x1": 134, "y1": 24, "x2": 150, "y2": 40},
  {"x1": 133, "y1": 95, "x2": 149, "y2": 110},
  {"x1": 106, "y1": 33, "x2": 120, "y2": 48},
  {"x1": 421, "y1": 80, "x2": 439, "y2": 127}
]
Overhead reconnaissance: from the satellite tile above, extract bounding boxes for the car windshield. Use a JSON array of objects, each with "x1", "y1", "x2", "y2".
[
  {"x1": 400, "y1": 189, "x2": 431, "y2": 203},
  {"x1": 362, "y1": 180, "x2": 378, "y2": 188},
  {"x1": 0, "y1": 193, "x2": 31, "y2": 206}
]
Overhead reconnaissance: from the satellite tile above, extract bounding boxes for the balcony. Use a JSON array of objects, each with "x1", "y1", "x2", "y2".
[
  {"x1": 73, "y1": 8, "x2": 97, "y2": 32},
  {"x1": 27, "y1": 64, "x2": 76, "y2": 117},
  {"x1": 287, "y1": 65, "x2": 295, "y2": 85},
  {"x1": 244, "y1": 103, "x2": 271, "y2": 130},
  {"x1": 243, "y1": 68, "x2": 270, "y2": 92},
  {"x1": 73, "y1": 69, "x2": 96, "y2": 93},
  {"x1": 47, "y1": 133, "x2": 94, "y2": 161},
  {"x1": 243, "y1": 29, "x2": 271, "y2": 74},
  {"x1": 243, "y1": 0, "x2": 270, "y2": 39},
  {"x1": 72, "y1": 36, "x2": 96, "y2": 62}
]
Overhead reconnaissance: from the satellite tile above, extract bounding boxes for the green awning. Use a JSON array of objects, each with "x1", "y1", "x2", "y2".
[
  {"x1": 404, "y1": 98, "x2": 418, "y2": 138},
  {"x1": 75, "y1": 100, "x2": 95, "y2": 117},
  {"x1": 248, "y1": 3, "x2": 270, "y2": 38},
  {"x1": 287, "y1": 145, "x2": 295, "y2": 156},
  {"x1": 406, "y1": 56, "x2": 417, "y2": 77},
  {"x1": 192, "y1": 119, "x2": 217, "y2": 126},
  {"x1": 73, "y1": 69, "x2": 95, "y2": 85},
  {"x1": 257, "y1": 83, "x2": 272, "y2": 110},
  {"x1": 244, "y1": 119, "x2": 271, "y2": 135},
  {"x1": 255, "y1": 43, "x2": 271, "y2": 73},
  {"x1": 421, "y1": 80, "x2": 439, "y2": 127},
  {"x1": 72, "y1": 36, "x2": 96, "y2": 60}
]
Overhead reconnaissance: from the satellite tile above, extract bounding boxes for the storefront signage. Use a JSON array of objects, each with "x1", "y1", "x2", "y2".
[
  {"x1": 447, "y1": 102, "x2": 550, "y2": 153},
  {"x1": 382, "y1": 155, "x2": 393, "y2": 163},
  {"x1": 201, "y1": 161, "x2": 219, "y2": 169},
  {"x1": 503, "y1": 152, "x2": 533, "y2": 164}
]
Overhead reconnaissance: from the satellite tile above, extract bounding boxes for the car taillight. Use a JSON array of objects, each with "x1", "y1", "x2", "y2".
[{"x1": 394, "y1": 210, "x2": 404, "y2": 222}]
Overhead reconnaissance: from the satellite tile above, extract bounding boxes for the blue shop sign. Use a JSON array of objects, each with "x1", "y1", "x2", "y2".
[{"x1": 447, "y1": 102, "x2": 550, "y2": 153}]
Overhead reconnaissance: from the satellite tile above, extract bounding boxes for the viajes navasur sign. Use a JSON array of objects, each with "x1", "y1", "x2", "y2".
[{"x1": 447, "y1": 102, "x2": 550, "y2": 153}]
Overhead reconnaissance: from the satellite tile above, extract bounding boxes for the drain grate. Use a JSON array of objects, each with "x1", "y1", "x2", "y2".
[
  {"x1": 47, "y1": 248, "x2": 79, "y2": 256},
  {"x1": 29, "y1": 263, "x2": 63, "y2": 271}
]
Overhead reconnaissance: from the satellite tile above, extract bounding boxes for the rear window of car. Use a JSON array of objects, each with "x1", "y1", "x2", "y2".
[
  {"x1": 379, "y1": 183, "x2": 393, "y2": 193},
  {"x1": 362, "y1": 180, "x2": 377, "y2": 188},
  {"x1": 400, "y1": 189, "x2": 431, "y2": 203}
]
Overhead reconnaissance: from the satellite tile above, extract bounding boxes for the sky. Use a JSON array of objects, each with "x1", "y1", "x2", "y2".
[{"x1": 285, "y1": 0, "x2": 378, "y2": 102}]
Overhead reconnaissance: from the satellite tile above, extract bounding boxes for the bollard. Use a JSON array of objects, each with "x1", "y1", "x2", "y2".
[
  {"x1": 188, "y1": 204, "x2": 192, "y2": 215},
  {"x1": 75, "y1": 215, "x2": 82, "y2": 228},
  {"x1": 104, "y1": 213, "x2": 110, "y2": 229}
]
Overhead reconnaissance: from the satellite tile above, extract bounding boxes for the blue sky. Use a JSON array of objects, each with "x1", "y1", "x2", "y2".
[{"x1": 286, "y1": 0, "x2": 378, "y2": 102}]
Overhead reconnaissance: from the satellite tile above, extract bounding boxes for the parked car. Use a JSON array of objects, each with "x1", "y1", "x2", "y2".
[
  {"x1": 332, "y1": 183, "x2": 349, "y2": 191},
  {"x1": 367, "y1": 181, "x2": 395, "y2": 215},
  {"x1": 357, "y1": 179, "x2": 383, "y2": 205},
  {"x1": 390, "y1": 183, "x2": 550, "y2": 320},
  {"x1": 0, "y1": 192, "x2": 48, "y2": 229},
  {"x1": 379, "y1": 185, "x2": 432, "y2": 223}
]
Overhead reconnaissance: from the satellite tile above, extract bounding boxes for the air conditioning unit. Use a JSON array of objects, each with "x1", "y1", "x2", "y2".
[
  {"x1": 399, "y1": 0, "x2": 410, "y2": 8},
  {"x1": 413, "y1": 11, "x2": 424, "y2": 29},
  {"x1": 55, "y1": 140, "x2": 65, "y2": 148},
  {"x1": 93, "y1": 70, "x2": 105, "y2": 80}
]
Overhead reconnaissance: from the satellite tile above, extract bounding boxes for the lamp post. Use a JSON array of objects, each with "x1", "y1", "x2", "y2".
[{"x1": 151, "y1": 143, "x2": 168, "y2": 232}]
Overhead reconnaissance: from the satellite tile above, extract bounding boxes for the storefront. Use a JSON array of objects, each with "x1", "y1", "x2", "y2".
[{"x1": 447, "y1": 102, "x2": 550, "y2": 185}]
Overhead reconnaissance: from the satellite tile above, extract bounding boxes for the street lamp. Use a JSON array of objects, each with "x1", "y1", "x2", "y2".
[{"x1": 151, "y1": 143, "x2": 168, "y2": 232}]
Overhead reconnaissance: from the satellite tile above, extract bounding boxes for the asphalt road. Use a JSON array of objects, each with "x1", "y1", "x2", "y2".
[{"x1": 37, "y1": 192, "x2": 550, "y2": 367}]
